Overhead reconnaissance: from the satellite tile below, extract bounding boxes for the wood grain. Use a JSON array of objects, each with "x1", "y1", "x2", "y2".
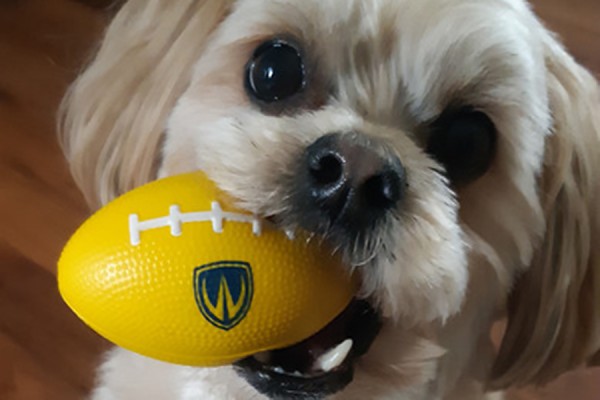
[
  {"x1": 0, "y1": 1, "x2": 598, "y2": 399},
  {"x1": 0, "y1": 2, "x2": 111, "y2": 400}
]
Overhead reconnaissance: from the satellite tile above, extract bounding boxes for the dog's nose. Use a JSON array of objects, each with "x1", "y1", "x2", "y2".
[{"x1": 300, "y1": 133, "x2": 405, "y2": 234}]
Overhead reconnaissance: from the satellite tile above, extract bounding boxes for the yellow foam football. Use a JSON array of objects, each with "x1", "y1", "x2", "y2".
[{"x1": 58, "y1": 172, "x2": 355, "y2": 366}]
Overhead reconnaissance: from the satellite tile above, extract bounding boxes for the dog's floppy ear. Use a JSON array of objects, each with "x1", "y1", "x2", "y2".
[
  {"x1": 490, "y1": 33, "x2": 600, "y2": 388},
  {"x1": 59, "y1": 0, "x2": 233, "y2": 208}
]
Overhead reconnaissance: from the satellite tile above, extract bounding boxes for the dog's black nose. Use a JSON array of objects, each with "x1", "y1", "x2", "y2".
[{"x1": 299, "y1": 133, "x2": 405, "y2": 235}]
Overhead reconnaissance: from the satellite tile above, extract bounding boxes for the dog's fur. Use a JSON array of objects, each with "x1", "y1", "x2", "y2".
[{"x1": 59, "y1": 1, "x2": 600, "y2": 399}]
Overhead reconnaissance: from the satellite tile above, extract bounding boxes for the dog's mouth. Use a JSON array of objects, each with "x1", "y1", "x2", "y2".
[{"x1": 234, "y1": 299, "x2": 381, "y2": 399}]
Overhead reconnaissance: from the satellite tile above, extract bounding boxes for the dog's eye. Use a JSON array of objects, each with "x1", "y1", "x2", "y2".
[
  {"x1": 246, "y1": 39, "x2": 305, "y2": 103},
  {"x1": 426, "y1": 107, "x2": 497, "y2": 184}
]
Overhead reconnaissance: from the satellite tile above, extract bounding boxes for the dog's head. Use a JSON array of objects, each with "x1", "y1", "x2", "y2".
[{"x1": 60, "y1": 0, "x2": 600, "y2": 398}]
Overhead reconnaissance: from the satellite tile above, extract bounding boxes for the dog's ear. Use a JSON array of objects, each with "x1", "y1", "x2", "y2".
[
  {"x1": 59, "y1": 0, "x2": 233, "y2": 208},
  {"x1": 490, "y1": 33, "x2": 600, "y2": 388}
]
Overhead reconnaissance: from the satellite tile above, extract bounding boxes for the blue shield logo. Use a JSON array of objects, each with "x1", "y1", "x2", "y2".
[{"x1": 194, "y1": 261, "x2": 253, "y2": 331}]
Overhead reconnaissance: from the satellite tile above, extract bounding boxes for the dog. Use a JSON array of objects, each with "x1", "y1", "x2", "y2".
[{"x1": 59, "y1": 0, "x2": 600, "y2": 399}]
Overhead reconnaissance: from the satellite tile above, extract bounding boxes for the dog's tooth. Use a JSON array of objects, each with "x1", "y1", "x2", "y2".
[
  {"x1": 316, "y1": 339, "x2": 353, "y2": 372},
  {"x1": 284, "y1": 228, "x2": 296, "y2": 240},
  {"x1": 253, "y1": 351, "x2": 271, "y2": 364}
]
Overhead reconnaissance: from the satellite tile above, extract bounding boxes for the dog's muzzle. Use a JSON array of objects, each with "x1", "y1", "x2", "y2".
[{"x1": 234, "y1": 132, "x2": 400, "y2": 398}]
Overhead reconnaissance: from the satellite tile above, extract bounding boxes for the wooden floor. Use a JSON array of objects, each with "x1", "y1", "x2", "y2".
[{"x1": 0, "y1": 1, "x2": 598, "y2": 399}]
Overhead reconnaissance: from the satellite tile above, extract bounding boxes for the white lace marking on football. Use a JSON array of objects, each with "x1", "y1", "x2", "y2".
[{"x1": 128, "y1": 201, "x2": 263, "y2": 246}]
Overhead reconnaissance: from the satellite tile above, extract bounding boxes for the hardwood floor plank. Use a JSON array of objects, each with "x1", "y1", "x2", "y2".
[
  {"x1": 0, "y1": 0, "x2": 104, "y2": 275},
  {"x1": 530, "y1": 0, "x2": 600, "y2": 74},
  {"x1": 0, "y1": 2, "x2": 109, "y2": 398},
  {"x1": 0, "y1": 332, "x2": 84, "y2": 400},
  {"x1": 0, "y1": 144, "x2": 88, "y2": 273},
  {"x1": 0, "y1": 241, "x2": 108, "y2": 400}
]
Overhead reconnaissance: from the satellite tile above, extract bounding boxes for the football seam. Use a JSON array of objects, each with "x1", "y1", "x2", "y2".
[{"x1": 128, "y1": 201, "x2": 263, "y2": 246}]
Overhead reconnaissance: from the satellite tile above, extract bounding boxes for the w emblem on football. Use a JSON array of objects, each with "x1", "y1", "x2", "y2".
[{"x1": 194, "y1": 261, "x2": 253, "y2": 331}]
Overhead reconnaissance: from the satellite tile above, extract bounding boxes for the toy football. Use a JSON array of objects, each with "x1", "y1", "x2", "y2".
[{"x1": 58, "y1": 172, "x2": 356, "y2": 366}]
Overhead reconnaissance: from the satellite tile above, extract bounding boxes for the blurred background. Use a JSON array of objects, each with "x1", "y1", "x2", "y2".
[{"x1": 0, "y1": 1, "x2": 598, "y2": 399}]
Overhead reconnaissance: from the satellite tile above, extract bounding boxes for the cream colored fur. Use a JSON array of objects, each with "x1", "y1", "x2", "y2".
[{"x1": 60, "y1": 0, "x2": 600, "y2": 399}]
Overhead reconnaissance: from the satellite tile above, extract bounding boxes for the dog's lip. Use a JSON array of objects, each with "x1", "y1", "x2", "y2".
[
  {"x1": 235, "y1": 356, "x2": 354, "y2": 399},
  {"x1": 234, "y1": 299, "x2": 382, "y2": 398}
]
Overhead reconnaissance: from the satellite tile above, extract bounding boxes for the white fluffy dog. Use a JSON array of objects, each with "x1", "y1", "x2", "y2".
[{"x1": 59, "y1": 1, "x2": 600, "y2": 399}]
